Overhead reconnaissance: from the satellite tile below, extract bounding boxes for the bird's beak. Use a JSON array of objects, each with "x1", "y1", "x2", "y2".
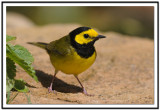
[
  {"x1": 97, "y1": 35, "x2": 106, "y2": 39},
  {"x1": 94, "y1": 35, "x2": 106, "y2": 41}
]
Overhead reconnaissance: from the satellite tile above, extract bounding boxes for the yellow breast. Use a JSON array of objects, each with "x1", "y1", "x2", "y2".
[{"x1": 50, "y1": 51, "x2": 96, "y2": 75}]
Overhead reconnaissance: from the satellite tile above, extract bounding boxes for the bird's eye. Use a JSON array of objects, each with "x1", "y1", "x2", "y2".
[{"x1": 84, "y1": 34, "x2": 89, "y2": 39}]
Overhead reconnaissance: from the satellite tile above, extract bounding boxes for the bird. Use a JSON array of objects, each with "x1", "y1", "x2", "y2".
[{"x1": 28, "y1": 27, "x2": 106, "y2": 95}]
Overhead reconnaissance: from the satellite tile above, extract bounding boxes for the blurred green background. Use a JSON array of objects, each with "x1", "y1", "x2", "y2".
[{"x1": 7, "y1": 6, "x2": 154, "y2": 39}]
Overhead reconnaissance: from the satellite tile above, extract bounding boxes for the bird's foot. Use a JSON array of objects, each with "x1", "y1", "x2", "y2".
[
  {"x1": 82, "y1": 88, "x2": 93, "y2": 96},
  {"x1": 48, "y1": 86, "x2": 53, "y2": 93},
  {"x1": 48, "y1": 87, "x2": 57, "y2": 94}
]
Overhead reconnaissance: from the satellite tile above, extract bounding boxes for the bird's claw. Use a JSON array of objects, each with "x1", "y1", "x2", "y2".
[
  {"x1": 48, "y1": 87, "x2": 57, "y2": 94},
  {"x1": 48, "y1": 87, "x2": 53, "y2": 93},
  {"x1": 83, "y1": 88, "x2": 93, "y2": 96}
]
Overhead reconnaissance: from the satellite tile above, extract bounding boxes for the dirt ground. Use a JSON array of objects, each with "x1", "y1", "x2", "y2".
[{"x1": 6, "y1": 12, "x2": 154, "y2": 104}]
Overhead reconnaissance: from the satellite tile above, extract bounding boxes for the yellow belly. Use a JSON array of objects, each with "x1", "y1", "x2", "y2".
[{"x1": 50, "y1": 51, "x2": 96, "y2": 75}]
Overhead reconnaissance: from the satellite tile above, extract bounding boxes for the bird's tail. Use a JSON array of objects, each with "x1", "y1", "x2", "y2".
[{"x1": 27, "y1": 42, "x2": 48, "y2": 49}]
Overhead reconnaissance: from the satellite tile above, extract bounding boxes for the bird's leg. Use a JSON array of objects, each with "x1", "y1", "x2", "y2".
[
  {"x1": 48, "y1": 70, "x2": 58, "y2": 93},
  {"x1": 74, "y1": 75, "x2": 90, "y2": 96}
]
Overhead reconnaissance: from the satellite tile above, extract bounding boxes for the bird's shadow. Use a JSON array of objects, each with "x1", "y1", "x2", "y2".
[{"x1": 35, "y1": 70, "x2": 82, "y2": 93}]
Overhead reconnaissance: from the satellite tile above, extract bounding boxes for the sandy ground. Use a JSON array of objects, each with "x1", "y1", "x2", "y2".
[{"x1": 6, "y1": 13, "x2": 154, "y2": 104}]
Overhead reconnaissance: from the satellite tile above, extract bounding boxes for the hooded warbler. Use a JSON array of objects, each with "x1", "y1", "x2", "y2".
[{"x1": 28, "y1": 27, "x2": 106, "y2": 95}]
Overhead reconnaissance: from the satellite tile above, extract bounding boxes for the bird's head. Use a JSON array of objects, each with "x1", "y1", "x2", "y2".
[{"x1": 69, "y1": 27, "x2": 106, "y2": 47}]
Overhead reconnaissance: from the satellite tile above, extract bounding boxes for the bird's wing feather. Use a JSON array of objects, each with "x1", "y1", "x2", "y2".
[{"x1": 46, "y1": 35, "x2": 72, "y2": 56}]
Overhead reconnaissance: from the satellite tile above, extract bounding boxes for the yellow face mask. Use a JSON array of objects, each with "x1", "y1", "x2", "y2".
[{"x1": 75, "y1": 29, "x2": 99, "y2": 45}]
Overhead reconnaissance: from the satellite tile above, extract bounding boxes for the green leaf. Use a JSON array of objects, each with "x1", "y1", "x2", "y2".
[
  {"x1": 7, "y1": 57, "x2": 16, "y2": 79},
  {"x1": 6, "y1": 91, "x2": 11, "y2": 104},
  {"x1": 13, "y1": 45, "x2": 34, "y2": 64},
  {"x1": 14, "y1": 79, "x2": 29, "y2": 92},
  {"x1": 6, "y1": 57, "x2": 16, "y2": 92},
  {"x1": 6, "y1": 35, "x2": 16, "y2": 42},
  {"x1": 6, "y1": 43, "x2": 38, "y2": 82},
  {"x1": 6, "y1": 76, "x2": 15, "y2": 93}
]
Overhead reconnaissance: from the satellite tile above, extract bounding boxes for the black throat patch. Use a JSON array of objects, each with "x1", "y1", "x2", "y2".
[
  {"x1": 69, "y1": 27, "x2": 96, "y2": 58},
  {"x1": 72, "y1": 41, "x2": 96, "y2": 58}
]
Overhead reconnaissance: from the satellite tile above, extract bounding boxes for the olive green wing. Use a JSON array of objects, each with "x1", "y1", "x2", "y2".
[{"x1": 46, "y1": 36, "x2": 72, "y2": 56}]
